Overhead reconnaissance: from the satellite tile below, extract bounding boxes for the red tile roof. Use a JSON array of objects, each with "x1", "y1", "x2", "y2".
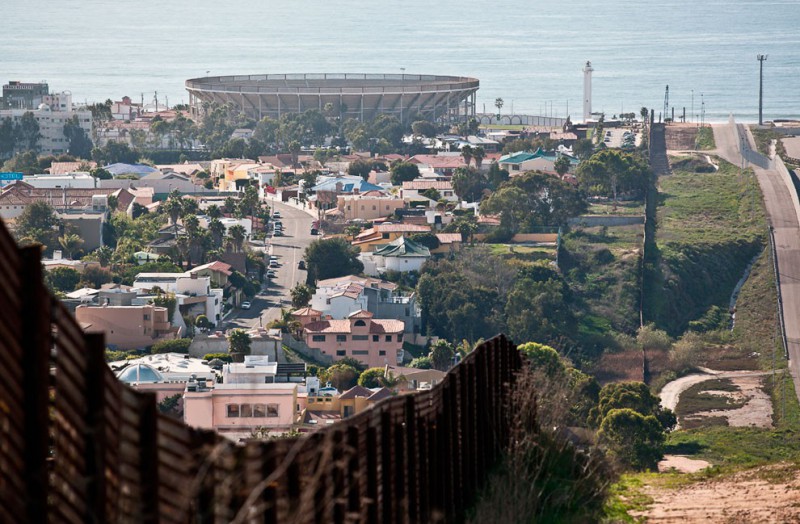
[
  {"x1": 435, "y1": 233, "x2": 463, "y2": 244},
  {"x1": 408, "y1": 155, "x2": 466, "y2": 169},
  {"x1": 401, "y1": 180, "x2": 453, "y2": 191},
  {"x1": 339, "y1": 385, "x2": 373, "y2": 400}
]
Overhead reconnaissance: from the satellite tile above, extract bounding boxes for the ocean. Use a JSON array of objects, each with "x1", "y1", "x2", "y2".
[{"x1": 3, "y1": 0, "x2": 799, "y2": 122}]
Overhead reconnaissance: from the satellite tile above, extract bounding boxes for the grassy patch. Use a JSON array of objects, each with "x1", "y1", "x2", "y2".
[
  {"x1": 751, "y1": 126, "x2": 788, "y2": 158},
  {"x1": 666, "y1": 426, "x2": 800, "y2": 469},
  {"x1": 602, "y1": 472, "x2": 691, "y2": 523},
  {"x1": 695, "y1": 126, "x2": 715, "y2": 150},
  {"x1": 649, "y1": 157, "x2": 767, "y2": 334},
  {"x1": 485, "y1": 243, "x2": 556, "y2": 265},
  {"x1": 763, "y1": 371, "x2": 800, "y2": 428},
  {"x1": 587, "y1": 200, "x2": 646, "y2": 216},
  {"x1": 658, "y1": 159, "x2": 764, "y2": 246}
]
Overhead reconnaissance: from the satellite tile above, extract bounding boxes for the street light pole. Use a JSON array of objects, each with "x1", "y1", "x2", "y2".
[{"x1": 757, "y1": 54, "x2": 768, "y2": 126}]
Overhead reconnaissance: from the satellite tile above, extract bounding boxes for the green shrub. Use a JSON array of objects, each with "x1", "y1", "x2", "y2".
[
  {"x1": 151, "y1": 338, "x2": 191, "y2": 354},
  {"x1": 203, "y1": 352, "x2": 233, "y2": 363}
]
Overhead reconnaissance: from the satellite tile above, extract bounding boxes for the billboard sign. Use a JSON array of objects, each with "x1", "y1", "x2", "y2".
[{"x1": 0, "y1": 172, "x2": 23, "y2": 181}]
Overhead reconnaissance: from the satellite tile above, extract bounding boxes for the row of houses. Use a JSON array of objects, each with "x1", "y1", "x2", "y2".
[{"x1": 114, "y1": 351, "x2": 446, "y2": 440}]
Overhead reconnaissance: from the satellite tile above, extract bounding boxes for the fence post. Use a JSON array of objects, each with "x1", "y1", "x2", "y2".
[
  {"x1": 19, "y1": 246, "x2": 51, "y2": 524},
  {"x1": 137, "y1": 392, "x2": 160, "y2": 524},
  {"x1": 85, "y1": 332, "x2": 108, "y2": 524}
]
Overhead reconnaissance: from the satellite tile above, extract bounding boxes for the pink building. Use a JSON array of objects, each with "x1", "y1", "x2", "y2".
[
  {"x1": 183, "y1": 355, "x2": 301, "y2": 439},
  {"x1": 76, "y1": 303, "x2": 177, "y2": 350},
  {"x1": 302, "y1": 310, "x2": 404, "y2": 368},
  {"x1": 183, "y1": 382, "x2": 298, "y2": 439}
]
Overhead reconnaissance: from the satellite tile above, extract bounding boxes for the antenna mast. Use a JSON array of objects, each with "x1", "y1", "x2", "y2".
[{"x1": 663, "y1": 85, "x2": 669, "y2": 122}]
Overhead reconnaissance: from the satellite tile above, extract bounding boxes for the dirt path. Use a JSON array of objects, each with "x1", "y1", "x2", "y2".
[{"x1": 635, "y1": 463, "x2": 800, "y2": 523}]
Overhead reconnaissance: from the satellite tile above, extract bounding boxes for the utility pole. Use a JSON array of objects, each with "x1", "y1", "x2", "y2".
[{"x1": 758, "y1": 54, "x2": 768, "y2": 125}]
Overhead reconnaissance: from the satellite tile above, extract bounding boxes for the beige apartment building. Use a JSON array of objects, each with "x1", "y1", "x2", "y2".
[{"x1": 76, "y1": 303, "x2": 177, "y2": 350}]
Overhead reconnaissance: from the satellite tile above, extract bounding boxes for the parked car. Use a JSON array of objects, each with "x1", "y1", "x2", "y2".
[
  {"x1": 273, "y1": 211, "x2": 281, "y2": 218},
  {"x1": 269, "y1": 255, "x2": 278, "y2": 261},
  {"x1": 267, "y1": 270, "x2": 277, "y2": 278},
  {"x1": 269, "y1": 261, "x2": 279, "y2": 268},
  {"x1": 241, "y1": 301, "x2": 251, "y2": 310},
  {"x1": 273, "y1": 230, "x2": 284, "y2": 236},
  {"x1": 298, "y1": 260, "x2": 306, "y2": 270},
  {"x1": 310, "y1": 228, "x2": 319, "y2": 235}
]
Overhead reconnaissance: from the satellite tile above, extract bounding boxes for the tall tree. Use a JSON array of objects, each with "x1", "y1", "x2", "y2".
[
  {"x1": 304, "y1": 237, "x2": 364, "y2": 284},
  {"x1": 17, "y1": 112, "x2": 41, "y2": 152},
  {"x1": 63, "y1": 115, "x2": 93, "y2": 159},
  {"x1": 451, "y1": 166, "x2": 488, "y2": 203},
  {"x1": 472, "y1": 146, "x2": 486, "y2": 168},
  {"x1": 227, "y1": 224, "x2": 247, "y2": 252},
  {"x1": 389, "y1": 161, "x2": 420, "y2": 185},
  {"x1": 460, "y1": 145, "x2": 473, "y2": 167},
  {"x1": 15, "y1": 201, "x2": 61, "y2": 249}
]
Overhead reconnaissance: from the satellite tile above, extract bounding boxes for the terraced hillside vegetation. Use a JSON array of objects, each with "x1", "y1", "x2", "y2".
[{"x1": 649, "y1": 156, "x2": 766, "y2": 335}]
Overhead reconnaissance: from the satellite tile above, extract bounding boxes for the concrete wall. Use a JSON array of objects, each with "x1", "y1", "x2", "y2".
[
  {"x1": 99, "y1": 178, "x2": 214, "y2": 195},
  {"x1": 188, "y1": 333, "x2": 281, "y2": 360}
]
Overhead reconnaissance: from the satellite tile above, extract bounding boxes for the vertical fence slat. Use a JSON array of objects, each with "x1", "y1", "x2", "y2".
[{"x1": 20, "y1": 246, "x2": 52, "y2": 524}]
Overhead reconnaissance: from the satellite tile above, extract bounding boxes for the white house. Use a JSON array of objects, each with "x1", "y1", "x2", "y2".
[{"x1": 360, "y1": 236, "x2": 431, "y2": 276}]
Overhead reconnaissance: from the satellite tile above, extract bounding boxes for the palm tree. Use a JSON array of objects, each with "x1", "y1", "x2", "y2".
[
  {"x1": 495, "y1": 98, "x2": 504, "y2": 115},
  {"x1": 461, "y1": 145, "x2": 473, "y2": 167},
  {"x1": 183, "y1": 214, "x2": 203, "y2": 267},
  {"x1": 473, "y1": 146, "x2": 486, "y2": 169},
  {"x1": 268, "y1": 308, "x2": 303, "y2": 336},
  {"x1": 58, "y1": 233, "x2": 84, "y2": 259},
  {"x1": 208, "y1": 219, "x2": 226, "y2": 249},
  {"x1": 227, "y1": 224, "x2": 247, "y2": 253},
  {"x1": 288, "y1": 140, "x2": 301, "y2": 167},
  {"x1": 162, "y1": 194, "x2": 184, "y2": 238},
  {"x1": 207, "y1": 204, "x2": 223, "y2": 220}
]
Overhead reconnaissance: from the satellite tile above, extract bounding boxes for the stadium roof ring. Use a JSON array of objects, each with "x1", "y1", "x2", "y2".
[{"x1": 186, "y1": 73, "x2": 479, "y2": 123}]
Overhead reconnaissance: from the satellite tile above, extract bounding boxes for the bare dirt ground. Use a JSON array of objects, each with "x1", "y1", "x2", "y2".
[
  {"x1": 782, "y1": 136, "x2": 800, "y2": 159},
  {"x1": 682, "y1": 375, "x2": 773, "y2": 428},
  {"x1": 635, "y1": 463, "x2": 800, "y2": 523},
  {"x1": 658, "y1": 455, "x2": 710, "y2": 473},
  {"x1": 665, "y1": 124, "x2": 698, "y2": 151}
]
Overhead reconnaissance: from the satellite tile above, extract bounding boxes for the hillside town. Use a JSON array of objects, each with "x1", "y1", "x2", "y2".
[{"x1": 5, "y1": 72, "x2": 800, "y2": 522}]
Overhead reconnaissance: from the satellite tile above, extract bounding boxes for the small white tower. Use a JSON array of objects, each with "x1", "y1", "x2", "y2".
[{"x1": 583, "y1": 61, "x2": 593, "y2": 122}]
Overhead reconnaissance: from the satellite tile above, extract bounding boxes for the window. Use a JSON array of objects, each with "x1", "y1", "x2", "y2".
[
  {"x1": 337, "y1": 350, "x2": 346, "y2": 356},
  {"x1": 312, "y1": 335, "x2": 326, "y2": 342},
  {"x1": 372, "y1": 335, "x2": 379, "y2": 342},
  {"x1": 240, "y1": 404, "x2": 253, "y2": 417},
  {"x1": 336, "y1": 335, "x2": 347, "y2": 342},
  {"x1": 379, "y1": 350, "x2": 386, "y2": 356},
  {"x1": 226, "y1": 404, "x2": 240, "y2": 418},
  {"x1": 382, "y1": 233, "x2": 390, "y2": 239},
  {"x1": 352, "y1": 350, "x2": 368, "y2": 355},
  {"x1": 353, "y1": 335, "x2": 368, "y2": 341},
  {"x1": 143, "y1": 314, "x2": 150, "y2": 320},
  {"x1": 398, "y1": 334, "x2": 404, "y2": 342},
  {"x1": 354, "y1": 319, "x2": 366, "y2": 327},
  {"x1": 266, "y1": 404, "x2": 279, "y2": 417},
  {"x1": 253, "y1": 404, "x2": 266, "y2": 417},
  {"x1": 372, "y1": 205, "x2": 376, "y2": 210},
  {"x1": 385, "y1": 335, "x2": 392, "y2": 342}
]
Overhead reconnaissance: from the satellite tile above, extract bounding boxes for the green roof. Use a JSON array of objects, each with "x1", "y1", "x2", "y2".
[{"x1": 374, "y1": 236, "x2": 431, "y2": 258}]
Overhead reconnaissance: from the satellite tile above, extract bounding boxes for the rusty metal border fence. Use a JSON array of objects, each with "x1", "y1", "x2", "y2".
[{"x1": 0, "y1": 221, "x2": 522, "y2": 523}]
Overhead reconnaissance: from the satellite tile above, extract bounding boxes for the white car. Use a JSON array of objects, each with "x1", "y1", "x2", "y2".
[
  {"x1": 269, "y1": 261, "x2": 279, "y2": 268},
  {"x1": 272, "y1": 211, "x2": 282, "y2": 219},
  {"x1": 241, "y1": 301, "x2": 251, "y2": 310}
]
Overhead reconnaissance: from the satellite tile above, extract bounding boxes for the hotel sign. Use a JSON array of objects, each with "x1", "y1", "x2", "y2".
[{"x1": 0, "y1": 172, "x2": 23, "y2": 180}]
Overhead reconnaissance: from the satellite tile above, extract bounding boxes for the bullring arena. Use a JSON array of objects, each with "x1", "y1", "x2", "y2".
[{"x1": 185, "y1": 73, "x2": 479, "y2": 123}]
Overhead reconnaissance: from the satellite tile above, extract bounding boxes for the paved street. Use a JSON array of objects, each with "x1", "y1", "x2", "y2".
[
  {"x1": 224, "y1": 199, "x2": 316, "y2": 331},
  {"x1": 713, "y1": 119, "x2": 800, "y2": 402}
]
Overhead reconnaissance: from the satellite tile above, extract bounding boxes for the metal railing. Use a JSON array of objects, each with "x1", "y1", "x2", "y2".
[{"x1": 0, "y1": 218, "x2": 521, "y2": 523}]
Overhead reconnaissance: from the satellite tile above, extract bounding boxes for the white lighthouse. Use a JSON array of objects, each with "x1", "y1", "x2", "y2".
[{"x1": 583, "y1": 61, "x2": 593, "y2": 122}]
